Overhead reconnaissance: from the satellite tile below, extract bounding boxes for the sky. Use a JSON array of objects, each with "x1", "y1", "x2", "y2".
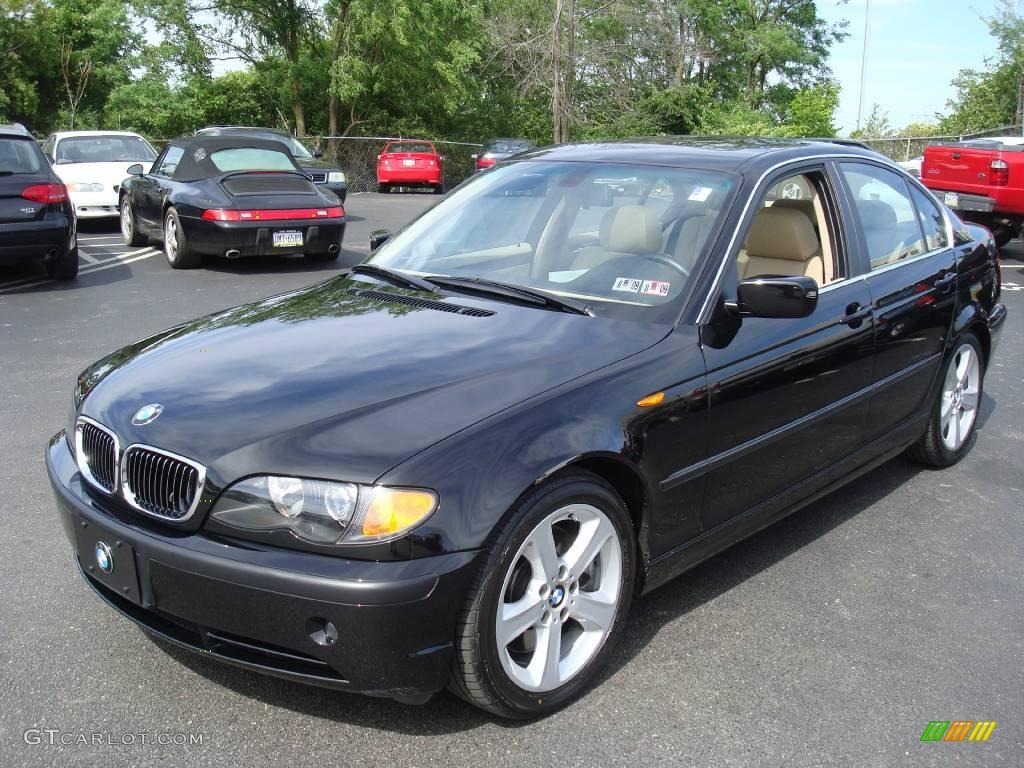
[{"x1": 816, "y1": 0, "x2": 1005, "y2": 135}]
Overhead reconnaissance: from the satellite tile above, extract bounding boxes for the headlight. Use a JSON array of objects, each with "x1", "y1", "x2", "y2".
[
  {"x1": 67, "y1": 182, "x2": 105, "y2": 193},
  {"x1": 210, "y1": 476, "x2": 436, "y2": 545},
  {"x1": 327, "y1": 171, "x2": 345, "y2": 184}
]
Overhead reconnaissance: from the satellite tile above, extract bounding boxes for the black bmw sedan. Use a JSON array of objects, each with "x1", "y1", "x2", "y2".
[
  {"x1": 118, "y1": 136, "x2": 345, "y2": 268},
  {"x1": 48, "y1": 138, "x2": 1006, "y2": 718}
]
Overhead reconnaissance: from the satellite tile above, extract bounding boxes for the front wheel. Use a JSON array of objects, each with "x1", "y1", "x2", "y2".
[
  {"x1": 120, "y1": 198, "x2": 146, "y2": 247},
  {"x1": 163, "y1": 208, "x2": 200, "y2": 269},
  {"x1": 449, "y1": 470, "x2": 635, "y2": 718},
  {"x1": 907, "y1": 333, "x2": 983, "y2": 467}
]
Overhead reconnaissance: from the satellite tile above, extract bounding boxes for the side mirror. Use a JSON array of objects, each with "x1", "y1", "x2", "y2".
[
  {"x1": 439, "y1": 155, "x2": 446, "y2": 162},
  {"x1": 369, "y1": 229, "x2": 393, "y2": 250},
  {"x1": 312, "y1": 149, "x2": 323, "y2": 159},
  {"x1": 728, "y1": 275, "x2": 818, "y2": 319},
  {"x1": 126, "y1": 164, "x2": 144, "y2": 176},
  {"x1": 470, "y1": 153, "x2": 478, "y2": 160}
]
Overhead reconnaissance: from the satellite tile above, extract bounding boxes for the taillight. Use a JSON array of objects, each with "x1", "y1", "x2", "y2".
[
  {"x1": 991, "y1": 159, "x2": 1009, "y2": 186},
  {"x1": 428, "y1": 159, "x2": 437, "y2": 167},
  {"x1": 201, "y1": 207, "x2": 344, "y2": 222},
  {"x1": 21, "y1": 183, "x2": 68, "y2": 204},
  {"x1": 477, "y1": 154, "x2": 496, "y2": 169}
]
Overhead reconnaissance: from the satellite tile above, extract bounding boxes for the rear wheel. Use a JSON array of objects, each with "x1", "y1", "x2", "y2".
[
  {"x1": 120, "y1": 198, "x2": 146, "y2": 247},
  {"x1": 907, "y1": 333, "x2": 983, "y2": 467},
  {"x1": 378, "y1": 183, "x2": 390, "y2": 194},
  {"x1": 163, "y1": 208, "x2": 200, "y2": 269},
  {"x1": 449, "y1": 470, "x2": 635, "y2": 718},
  {"x1": 45, "y1": 246, "x2": 79, "y2": 281}
]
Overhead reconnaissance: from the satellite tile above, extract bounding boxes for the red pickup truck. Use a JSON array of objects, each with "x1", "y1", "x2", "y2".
[{"x1": 922, "y1": 136, "x2": 1024, "y2": 247}]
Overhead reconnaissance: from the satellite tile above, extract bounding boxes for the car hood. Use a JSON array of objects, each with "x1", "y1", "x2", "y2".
[
  {"x1": 53, "y1": 162, "x2": 141, "y2": 186},
  {"x1": 78, "y1": 276, "x2": 669, "y2": 486}
]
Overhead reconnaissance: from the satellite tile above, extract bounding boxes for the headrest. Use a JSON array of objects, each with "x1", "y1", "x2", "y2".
[
  {"x1": 745, "y1": 206, "x2": 819, "y2": 262},
  {"x1": 771, "y1": 198, "x2": 815, "y2": 218},
  {"x1": 857, "y1": 199, "x2": 897, "y2": 230},
  {"x1": 600, "y1": 205, "x2": 662, "y2": 254}
]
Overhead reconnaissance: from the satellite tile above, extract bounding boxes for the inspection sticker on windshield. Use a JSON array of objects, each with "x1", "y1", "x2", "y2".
[
  {"x1": 689, "y1": 186, "x2": 713, "y2": 202},
  {"x1": 641, "y1": 280, "x2": 671, "y2": 297},
  {"x1": 613, "y1": 277, "x2": 643, "y2": 293}
]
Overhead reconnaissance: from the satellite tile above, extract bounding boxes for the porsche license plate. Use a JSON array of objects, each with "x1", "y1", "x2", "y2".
[
  {"x1": 273, "y1": 230, "x2": 303, "y2": 248},
  {"x1": 943, "y1": 192, "x2": 959, "y2": 208}
]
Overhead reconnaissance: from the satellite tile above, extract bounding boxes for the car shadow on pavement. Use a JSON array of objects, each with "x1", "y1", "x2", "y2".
[{"x1": 147, "y1": 446, "x2": 952, "y2": 733}]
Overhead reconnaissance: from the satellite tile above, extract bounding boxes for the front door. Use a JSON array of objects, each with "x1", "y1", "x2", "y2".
[{"x1": 697, "y1": 165, "x2": 875, "y2": 532}]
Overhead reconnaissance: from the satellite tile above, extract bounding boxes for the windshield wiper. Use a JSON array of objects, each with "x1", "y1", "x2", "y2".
[
  {"x1": 350, "y1": 264, "x2": 439, "y2": 293},
  {"x1": 426, "y1": 276, "x2": 593, "y2": 316}
]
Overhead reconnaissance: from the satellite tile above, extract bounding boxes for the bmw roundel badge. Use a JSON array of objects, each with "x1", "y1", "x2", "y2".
[
  {"x1": 95, "y1": 541, "x2": 114, "y2": 574},
  {"x1": 132, "y1": 403, "x2": 163, "y2": 426}
]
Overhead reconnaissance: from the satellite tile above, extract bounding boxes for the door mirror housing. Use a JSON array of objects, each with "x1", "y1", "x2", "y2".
[
  {"x1": 470, "y1": 153, "x2": 478, "y2": 160},
  {"x1": 126, "y1": 164, "x2": 144, "y2": 176},
  {"x1": 369, "y1": 229, "x2": 393, "y2": 250},
  {"x1": 729, "y1": 275, "x2": 818, "y2": 319}
]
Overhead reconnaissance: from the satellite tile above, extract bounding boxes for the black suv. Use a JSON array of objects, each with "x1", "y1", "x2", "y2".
[
  {"x1": 0, "y1": 124, "x2": 78, "y2": 280},
  {"x1": 195, "y1": 127, "x2": 347, "y2": 203}
]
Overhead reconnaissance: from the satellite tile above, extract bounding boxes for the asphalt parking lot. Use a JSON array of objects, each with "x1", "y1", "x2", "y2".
[{"x1": 1, "y1": 201, "x2": 1021, "y2": 767}]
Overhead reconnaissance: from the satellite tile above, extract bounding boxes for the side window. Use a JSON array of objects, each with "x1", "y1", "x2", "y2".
[
  {"x1": 154, "y1": 146, "x2": 184, "y2": 177},
  {"x1": 909, "y1": 185, "x2": 949, "y2": 251},
  {"x1": 839, "y1": 163, "x2": 926, "y2": 269},
  {"x1": 738, "y1": 171, "x2": 841, "y2": 285}
]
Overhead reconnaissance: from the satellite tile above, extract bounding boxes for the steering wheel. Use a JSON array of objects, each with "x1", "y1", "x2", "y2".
[{"x1": 635, "y1": 253, "x2": 690, "y2": 279}]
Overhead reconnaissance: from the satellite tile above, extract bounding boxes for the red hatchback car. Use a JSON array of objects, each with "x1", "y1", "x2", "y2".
[{"x1": 377, "y1": 140, "x2": 443, "y2": 194}]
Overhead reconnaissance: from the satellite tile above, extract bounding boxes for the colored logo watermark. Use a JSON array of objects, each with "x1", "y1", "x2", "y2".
[{"x1": 920, "y1": 721, "x2": 997, "y2": 742}]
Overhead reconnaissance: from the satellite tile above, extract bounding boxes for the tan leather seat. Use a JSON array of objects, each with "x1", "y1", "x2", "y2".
[
  {"x1": 738, "y1": 206, "x2": 825, "y2": 283},
  {"x1": 771, "y1": 199, "x2": 818, "y2": 234},
  {"x1": 572, "y1": 205, "x2": 663, "y2": 269}
]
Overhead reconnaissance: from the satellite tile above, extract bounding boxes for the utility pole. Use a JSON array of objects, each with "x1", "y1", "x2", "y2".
[{"x1": 856, "y1": 0, "x2": 871, "y2": 132}]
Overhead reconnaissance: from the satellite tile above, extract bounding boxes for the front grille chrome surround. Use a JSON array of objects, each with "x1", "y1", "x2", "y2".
[
  {"x1": 120, "y1": 444, "x2": 207, "y2": 523},
  {"x1": 75, "y1": 417, "x2": 120, "y2": 495}
]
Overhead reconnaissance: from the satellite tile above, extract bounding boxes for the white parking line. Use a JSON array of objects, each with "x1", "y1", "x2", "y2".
[
  {"x1": 79, "y1": 252, "x2": 100, "y2": 264},
  {"x1": 0, "y1": 248, "x2": 160, "y2": 294}
]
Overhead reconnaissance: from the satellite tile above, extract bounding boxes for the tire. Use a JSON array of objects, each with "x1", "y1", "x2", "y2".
[
  {"x1": 993, "y1": 228, "x2": 1014, "y2": 249},
  {"x1": 46, "y1": 246, "x2": 79, "y2": 281},
  {"x1": 307, "y1": 250, "x2": 339, "y2": 262},
  {"x1": 163, "y1": 207, "x2": 200, "y2": 269},
  {"x1": 120, "y1": 198, "x2": 146, "y2": 247},
  {"x1": 378, "y1": 183, "x2": 390, "y2": 194},
  {"x1": 449, "y1": 470, "x2": 635, "y2": 718},
  {"x1": 433, "y1": 184, "x2": 444, "y2": 195},
  {"x1": 907, "y1": 333, "x2": 984, "y2": 467}
]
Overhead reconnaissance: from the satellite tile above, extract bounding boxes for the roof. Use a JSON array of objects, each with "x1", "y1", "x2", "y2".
[
  {"x1": 0, "y1": 123, "x2": 31, "y2": 137},
  {"x1": 514, "y1": 136, "x2": 881, "y2": 174},
  {"x1": 53, "y1": 130, "x2": 147, "y2": 140},
  {"x1": 164, "y1": 135, "x2": 304, "y2": 181},
  {"x1": 197, "y1": 126, "x2": 291, "y2": 137}
]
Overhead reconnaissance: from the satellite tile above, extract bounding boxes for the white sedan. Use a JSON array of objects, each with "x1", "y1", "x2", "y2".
[{"x1": 41, "y1": 131, "x2": 158, "y2": 219}]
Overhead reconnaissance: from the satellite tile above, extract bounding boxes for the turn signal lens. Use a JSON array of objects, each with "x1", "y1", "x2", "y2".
[
  {"x1": 360, "y1": 488, "x2": 437, "y2": 538},
  {"x1": 637, "y1": 391, "x2": 665, "y2": 407}
]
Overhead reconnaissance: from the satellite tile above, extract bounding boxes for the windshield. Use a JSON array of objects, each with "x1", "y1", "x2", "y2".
[
  {"x1": 385, "y1": 142, "x2": 434, "y2": 154},
  {"x1": 56, "y1": 135, "x2": 157, "y2": 164},
  {"x1": 367, "y1": 160, "x2": 735, "y2": 322},
  {"x1": 264, "y1": 133, "x2": 312, "y2": 159}
]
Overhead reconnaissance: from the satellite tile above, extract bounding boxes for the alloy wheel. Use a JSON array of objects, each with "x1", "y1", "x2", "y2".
[
  {"x1": 940, "y1": 343, "x2": 980, "y2": 451},
  {"x1": 164, "y1": 214, "x2": 178, "y2": 264},
  {"x1": 495, "y1": 503, "x2": 623, "y2": 693},
  {"x1": 120, "y1": 203, "x2": 133, "y2": 241}
]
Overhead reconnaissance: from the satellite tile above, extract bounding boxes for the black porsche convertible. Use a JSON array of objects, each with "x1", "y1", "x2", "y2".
[{"x1": 118, "y1": 136, "x2": 345, "y2": 268}]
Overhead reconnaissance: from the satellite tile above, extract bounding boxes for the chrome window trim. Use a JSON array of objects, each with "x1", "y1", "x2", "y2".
[
  {"x1": 697, "y1": 152, "x2": 864, "y2": 323},
  {"x1": 74, "y1": 416, "x2": 120, "y2": 496},
  {"x1": 120, "y1": 443, "x2": 207, "y2": 523}
]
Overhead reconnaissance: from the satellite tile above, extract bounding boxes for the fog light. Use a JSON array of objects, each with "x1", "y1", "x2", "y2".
[{"x1": 308, "y1": 617, "x2": 339, "y2": 646}]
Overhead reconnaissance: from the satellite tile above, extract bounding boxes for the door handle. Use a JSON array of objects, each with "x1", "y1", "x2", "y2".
[
  {"x1": 934, "y1": 273, "x2": 956, "y2": 292},
  {"x1": 842, "y1": 302, "x2": 872, "y2": 327}
]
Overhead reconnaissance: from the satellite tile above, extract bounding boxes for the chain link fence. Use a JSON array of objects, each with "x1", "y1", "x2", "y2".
[
  {"x1": 858, "y1": 124, "x2": 1022, "y2": 161},
  {"x1": 296, "y1": 136, "x2": 483, "y2": 194}
]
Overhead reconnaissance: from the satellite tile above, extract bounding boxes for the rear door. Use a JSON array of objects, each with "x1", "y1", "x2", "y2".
[
  {"x1": 835, "y1": 161, "x2": 958, "y2": 442},
  {"x1": 0, "y1": 137, "x2": 52, "y2": 224}
]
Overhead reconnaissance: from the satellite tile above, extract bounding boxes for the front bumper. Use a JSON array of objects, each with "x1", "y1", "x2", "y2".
[
  {"x1": 988, "y1": 302, "x2": 1007, "y2": 356},
  {"x1": 68, "y1": 190, "x2": 120, "y2": 218},
  {"x1": 182, "y1": 216, "x2": 346, "y2": 259},
  {"x1": 46, "y1": 432, "x2": 480, "y2": 701}
]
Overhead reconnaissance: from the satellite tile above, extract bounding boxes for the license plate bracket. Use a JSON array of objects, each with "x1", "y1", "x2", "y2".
[
  {"x1": 76, "y1": 518, "x2": 142, "y2": 605},
  {"x1": 273, "y1": 230, "x2": 303, "y2": 248}
]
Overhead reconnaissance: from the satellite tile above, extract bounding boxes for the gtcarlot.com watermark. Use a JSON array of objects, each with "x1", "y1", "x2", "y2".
[{"x1": 24, "y1": 728, "x2": 204, "y2": 747}]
